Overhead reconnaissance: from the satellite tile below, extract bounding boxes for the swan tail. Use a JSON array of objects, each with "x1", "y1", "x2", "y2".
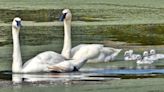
[
  {"x1": 102, "y1": 47, "x2": 122, "y2": 55},
  {"x1": 103, "y1": 48, "x2": 122, "y2": 62},
  {"x1": 111, "y1": 49, "x2": 122, "y2": 60}
]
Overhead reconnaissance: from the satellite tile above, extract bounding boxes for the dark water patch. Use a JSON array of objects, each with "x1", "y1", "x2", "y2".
[
  {"x1": 0, "y1": 71, "x2": 12, "y2": 80},
  {"x1": 155, "y1": 65, "x2": 164, "y2": 69}
]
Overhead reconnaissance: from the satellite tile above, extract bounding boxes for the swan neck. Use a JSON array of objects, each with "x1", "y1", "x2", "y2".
[
  {"x1": 61, "y1": 20, "x2": 72, "y2": 59},
  {"x1": 12, "y1": 27, "x2": 22, "y2": 73}
]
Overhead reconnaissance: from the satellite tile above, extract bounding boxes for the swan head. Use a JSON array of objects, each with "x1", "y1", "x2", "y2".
[
  {"x1": 60, "y1": 9, "x2": 72, "y2": 21},
  {"x1": 150, "y1": 49, "x2": 156, "y2": 55},
  {"x1": 143, "y1": 51, "x2": 149, "y2": 57},
  {"x1": 12, "y1": 17, "x2": 21, "y2": 30}
]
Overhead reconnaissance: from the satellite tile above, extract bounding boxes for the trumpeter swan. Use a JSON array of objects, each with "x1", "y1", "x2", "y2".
[
  {"x1": 12, "y1": 17, "x2": 67, "y2": 73},
  {"x1": 60, "y1": 9, "x2": 122, "y2": 62}
]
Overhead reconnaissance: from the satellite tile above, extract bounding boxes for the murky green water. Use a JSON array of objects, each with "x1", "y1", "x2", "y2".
[
  {"x1": 0, "y1": 78, "x2": 164, "y2": 92},
  {"x1": 0, "y1": 0, "x2": 164, "y2": 91}
]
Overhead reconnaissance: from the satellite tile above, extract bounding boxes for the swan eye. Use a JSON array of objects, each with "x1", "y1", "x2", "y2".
[{"x1": 60, "y1": 13, "x2": 67, "y2": 21}]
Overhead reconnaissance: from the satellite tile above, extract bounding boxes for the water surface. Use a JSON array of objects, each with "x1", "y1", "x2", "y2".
[{"x1": 0, "y1": 0, "x2": 164, "y2": 91}]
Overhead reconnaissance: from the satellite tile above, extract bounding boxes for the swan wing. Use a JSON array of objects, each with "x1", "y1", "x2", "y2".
[
  {"x1": 22, "y1": 51, "x2": 66, "y2": 73},
  {"x1": 48, "y1": 60, "x2": 74, "y2": 72},
  {"x1": 72, "y1": 44, "x2": 103, "y2": 60},
  {"x1": 71, "y1": 44, "x2": 121, "y2": 62}
]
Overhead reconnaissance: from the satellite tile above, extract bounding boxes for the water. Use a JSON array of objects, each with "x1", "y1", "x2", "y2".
[
  {"x1": 0, "y1": 0, "x2": 164, "y2": 91},
  {"x1": 1, "y1": 67, "x2": 164, "y2": 92},
  {"x1": 0, "y1": 23, "x2": 164, "y2": 92}
]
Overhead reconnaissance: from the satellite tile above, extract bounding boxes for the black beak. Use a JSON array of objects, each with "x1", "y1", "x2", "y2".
[
  {"x1": 16, "y1": 21, "x2": 21, "y2": 27},
  {"x1": 60, "y1": 13, "x2": 67, "y2": 21}
]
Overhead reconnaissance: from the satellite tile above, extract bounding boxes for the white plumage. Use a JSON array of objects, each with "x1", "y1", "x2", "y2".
[
  {"x1": 136, "y1": 55, "x2": 154, "y2": 64},
  {"x1": 124, "y1": 50, "x2": 140, "y2": 61},
  {"x1": 60, "y1": 9, "x2": 122, "y2": 62},
  {"x1": 149, "y1": 49, "x2": 164, "y2": 60},
  {"x1": 22, "y1": 51, "x2": 66, "y2": 73},
  {"x1": 12, "y1": 17, "x2": 96, "y2": 73},
  {"x1": 12, "y1": 17, "x2": 68, "y2": 73}
]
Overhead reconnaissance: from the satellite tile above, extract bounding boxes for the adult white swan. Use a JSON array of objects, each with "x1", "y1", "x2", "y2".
[
  {"x1": 12, "y1": 17, "x2": 66, "y2": 73},
  {"x1": 60, "y1": 9, "x2": 122, "y2": 62},
  {"x1": 12, "y1": 17, "x2": 97, "y2": 73}
]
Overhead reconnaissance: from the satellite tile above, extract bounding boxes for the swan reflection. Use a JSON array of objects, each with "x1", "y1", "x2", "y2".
[{"x1": 12, "y1": 71, "x2": 104, "y2": 83}]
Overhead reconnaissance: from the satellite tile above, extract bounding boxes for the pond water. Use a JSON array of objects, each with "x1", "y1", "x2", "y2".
[
  {"x1": 0, "y1": 23, "x2": 164, "y2": 91},
  {"x1": 1, "y1": 67, "x2": 164, "y2": 92},
  {"x1": 0, "y1": 0, "x2": 164, "y2": 91},
  {"x1": 0, "y1": 20, "x2": 164, "y2": 92}
]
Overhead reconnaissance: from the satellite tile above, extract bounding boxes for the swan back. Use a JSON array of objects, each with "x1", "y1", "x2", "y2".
[
  {"x1": 72, "y1": 45, "x2": 101, "y2": 60},
  {"x1": 22, "y1": 51, "x2": 66, "y2": 73}
]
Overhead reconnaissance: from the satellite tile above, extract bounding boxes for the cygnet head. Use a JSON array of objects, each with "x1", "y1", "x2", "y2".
[
  {"x1": 150, "y1": 49, "x2": 156, "y2": 55},
  {"x1": 128, "y1": 49, "x2": 133, "y2": 55},
  {"x1": 124, "y1": 51, "x2": 130, "y2": 56},
  {"x1": 143, "y1": 51, "x2": 149, "y2": 57},
  {"x1": 12, "y1": 17, "x2": 21, "y2": 30},
  {"x1": 60, "y1": 9, "x2": 72, "y2": 21}
]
